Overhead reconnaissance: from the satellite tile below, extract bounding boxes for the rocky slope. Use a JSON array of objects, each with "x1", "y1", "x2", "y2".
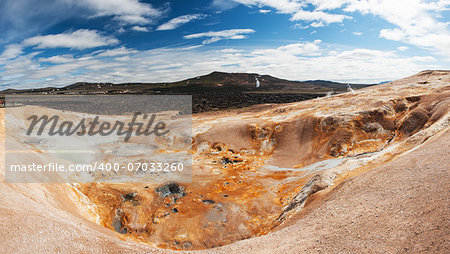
[{"x1": 0, "y1": 70, "x2": 448, "y2": 252}]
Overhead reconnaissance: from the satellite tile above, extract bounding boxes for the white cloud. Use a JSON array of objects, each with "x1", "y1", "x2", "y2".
[
  {"x1": 22, "y1": 29, "x2": 119, "y2": 50},
  {"x1": 96, "y1": 46, "x2": 138, "y2": 57},
  {"x1": 353, "y1": 31, "x2": 363, "y2": 36},
  {"x1": 233, "y1": 0, "x2": 350, "y2": 25},
  {"x1": 131, "y1": 26, "x2": 149, "y2": 32},
  {"x1": 397, "y1": 46, "x2": 409, "y2": 51},
  {"x1": 425, "y1": 0, "x2": 450, "y2": 11},
  {"x1": 344, "y1": 0, "x2": 450, "y2": 56},
  {"x1": 308, "y1": 0, "x2": 351, "y2": 10},
  {"x1": 114, "y1": 15, "x2": 150, "y2": 25},
  {"x1": 234, "y1": 0, "x2": 450, "y2": 56},
  {"x1": 412, "y1": 56, "x2": 436, "y2": 62},
  {"x1": 379, "y1": 28, "x2": 404, "y2": 41},
  {"x1": 292, "y1": 21, "x2": 324, "y2": 29},
  {"x1": 292, "y1": 24, "x2": 308, "y2": 29},
  {"x1": 77, "y1": 0, "x2": 162, "y2": 24},
  {"x1": 218, "y1": 48, "x2": 243, "y2": 53},
  {"x1": 156, "y1": 14, "x2": 207, "y2": 31},
  {"x1": 233, "y1": 0, "x2": 304, "y2": 14},
  {"x1": 39, "y1": 54, "x2": 74, "y2": 63},
  {"x1": 0, "y1": 44, "x2": 24, "y2": 63},
  {"x1": 252, "y1": 40, "x2": 322, "y2": 57},
  {"x1": 3, "y1": 40, "x2": 443, "y2": 89},
  {"x1": 259, "y1": 9, "x2": 271, "y2": 13},
  {"x1": 211, "y1": 0, "x2": 240, "y2": 10},
  {"x1": 310, "y1": 21, "x2": 324, "y2": 28},
  {"x1": 1, "y1": 52, "x2": 41, "y2": 78},
  {"x1": 290, "y1": 9, "x2": 350, "y2": 23},
  {"x1": 114, "y1": 55, "x2": 131, "y2": 61},
  {"x1": 184, "y1": 29, "x2": 255, "y2": 44}
]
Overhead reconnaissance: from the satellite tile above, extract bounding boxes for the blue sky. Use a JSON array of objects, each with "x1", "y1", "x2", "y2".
[{"x1": 0, "y1": 0, "x2": 449, "y2": 89}]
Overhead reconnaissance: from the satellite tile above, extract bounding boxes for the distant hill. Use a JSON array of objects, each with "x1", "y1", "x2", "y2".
[
  {"x1": 302, "y1": 80, "x2": 369, "y2": 89},
  {"x1": 1, "y1": 71, "x2": 374, "y2": 112},
  {"x1": 2, "y1": 71, "x2": 373, "y2": 94}
]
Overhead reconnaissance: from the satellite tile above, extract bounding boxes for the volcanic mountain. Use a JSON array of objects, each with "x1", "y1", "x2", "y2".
[{"x1": 1, "y1": 71, "x2": 373, "y2": 113}]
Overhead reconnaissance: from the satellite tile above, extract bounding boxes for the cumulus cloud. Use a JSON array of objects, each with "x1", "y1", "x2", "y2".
[
  {"x1": 353, "y1": 31, "x2": 362, "y2": 36},
  {"x1": 77, "y1": 0, "x2": 162, "y2": 24},
  {"x1": 233, "y1": 0, "x2": 350, "y2": 25},
  {"x1": 290, "y1": 9, "x2": 350, "y2": 23},
  {"x1": 233, "y1": 0, "x2": 450, "y2": 56},
  {"x1": 309, "y1": 0, "x2": 351, "y2": 10},
  {"x1": 310, "y1": 21, "x2": 324, "y2": 27},
  {"x1": 22, "y1": 29, "x2": 119, "y2": 50},
  {"x1": 397, "y1": 46, "x2": 409, "y2": 51},
  {"x1": 344, "y1": 0, "x2": 450, "y2": 56},
  {"x1": 184, "y1": 29, "x2": 255, "y2": 44},
  {"x1": 156, "y1": 14, "x2": 207, "y2": 31},
  {"x1": 131, "y1": 26, "x2": 149, "y2": 32},
  {"x1": 251, "y1": 40, "x2": 322, "y2": 57}
]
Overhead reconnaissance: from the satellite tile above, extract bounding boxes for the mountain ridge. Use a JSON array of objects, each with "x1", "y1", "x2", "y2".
[
  {"x1": 1, "y1": 71, "x2": 373, "y2": 94},
  {"x1": 1, "y1": 71, "x2": 375, "y2": 113}
]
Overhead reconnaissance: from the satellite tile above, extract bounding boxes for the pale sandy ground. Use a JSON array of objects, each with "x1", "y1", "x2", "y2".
[
  {"x1": 209, "y1": 129, "x2": 449, "y2": 254},
  {"x1": 1, "y1": 130, "x2": 448, "y2": 253}
]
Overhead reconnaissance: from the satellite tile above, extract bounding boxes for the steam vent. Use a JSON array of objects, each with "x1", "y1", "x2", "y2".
[{"x1": 1, "y1": 70, "x2": 449, "y2": 252}]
